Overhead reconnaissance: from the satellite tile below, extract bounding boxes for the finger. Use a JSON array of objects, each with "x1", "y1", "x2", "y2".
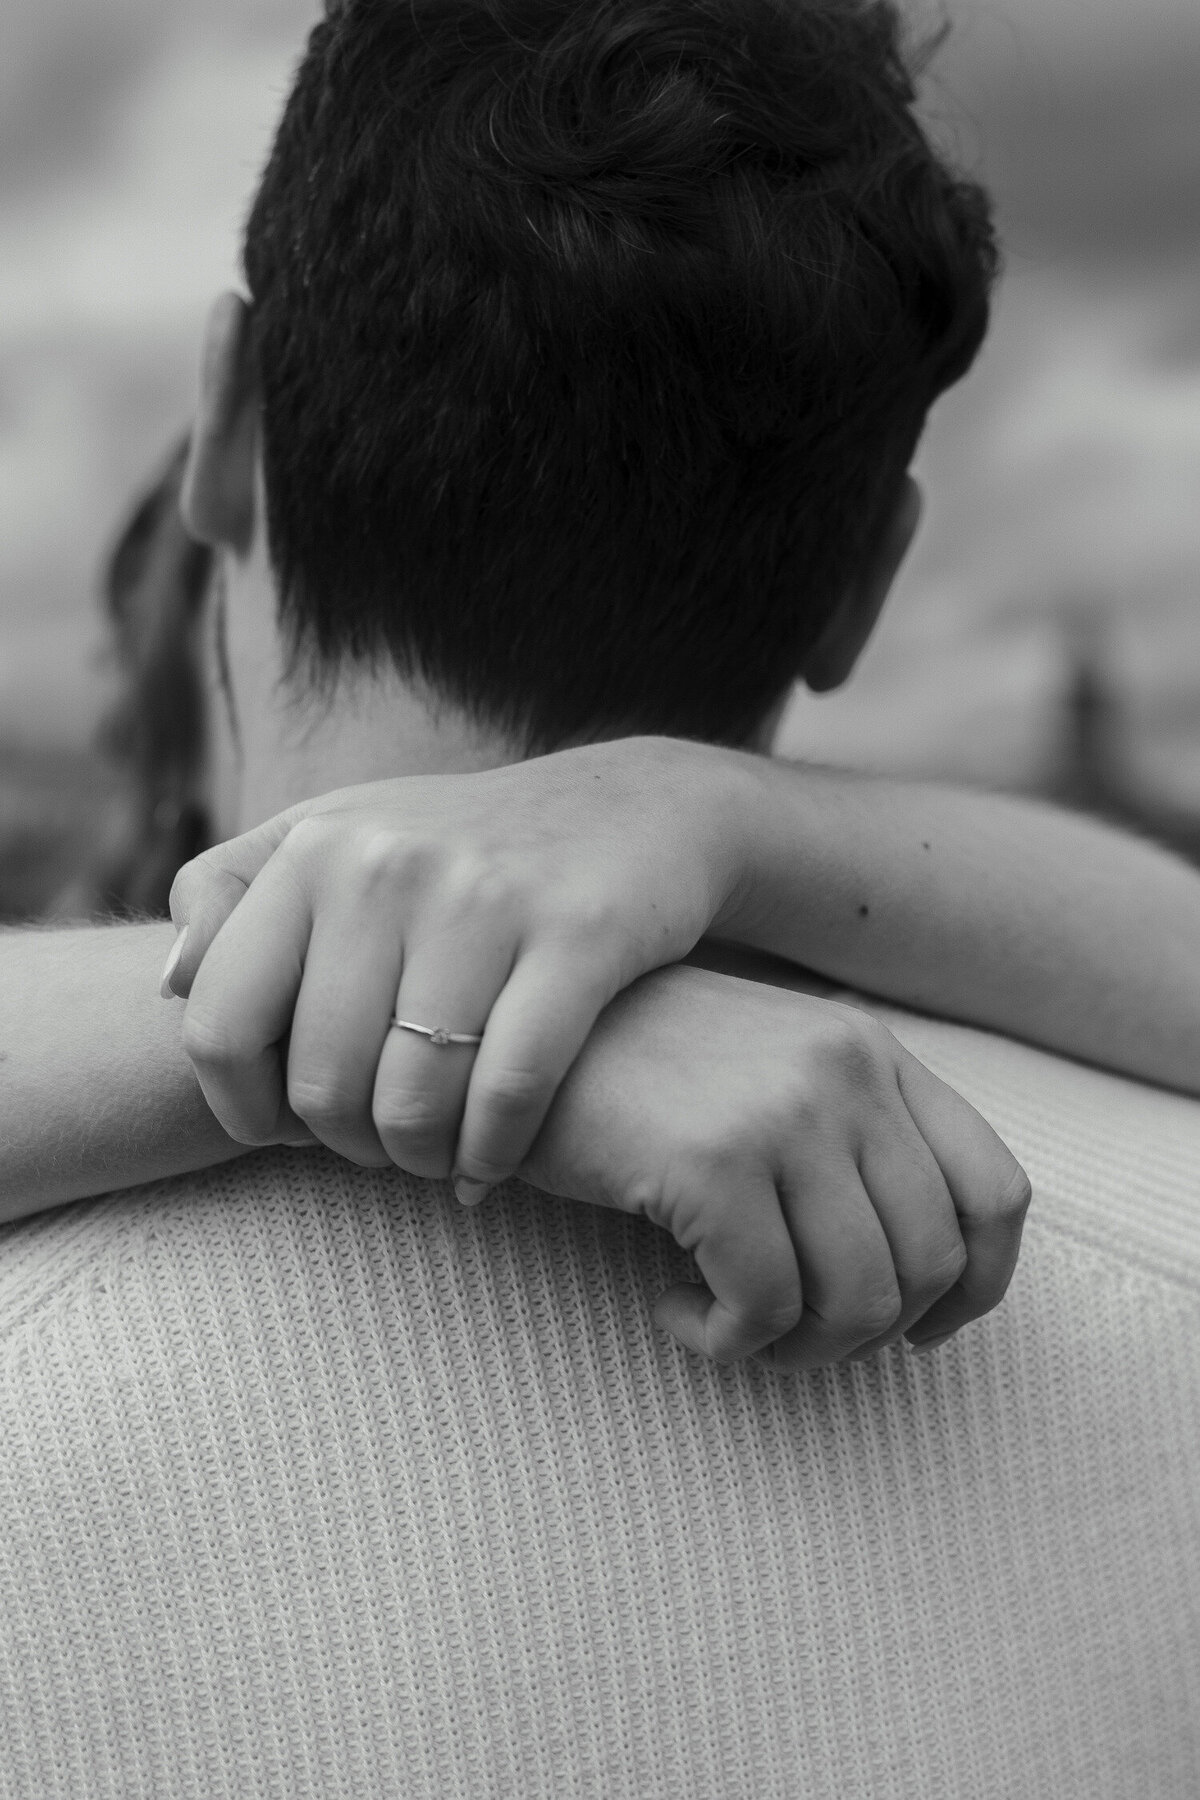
[
  {"x1": 654, "y1": 1174, "x2": 803, "y2": 1363},
  {"x1": 372, "y1": 927, "x2": 515, "y2": 1180},
  {"x1": 765, "y1": 1151, "x2": 901, "y2": 1373},
  {"x1": 181, "y1": 851, "x2": 313, "y2": 1145},
  {"x1": 282, "y1": 905, "x2": 408, "y2": 1168},
  {"x1": 892, "y1": 1049, "x2": 1032, "y2": 1347},
  {"x1": 453, "y1": 946, "x2": 623, "y2": 1188},
  {"x1": 839, "y1": 1094, "x2": 965, "y2": 1363},
  {"x1": 165, "y1": 809, "x2": 301, "y2": 996},
  {"x1": 165, "y1": 856, "x2": 251, "y2": 998}
]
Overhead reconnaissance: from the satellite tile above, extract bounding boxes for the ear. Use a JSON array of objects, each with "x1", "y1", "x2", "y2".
[
  {"x1": 801, "y1": 475, "x2": 923, "y2": 694},
  {"x1": 180, "y1": 292, "x2": 259, "y2": 554}
]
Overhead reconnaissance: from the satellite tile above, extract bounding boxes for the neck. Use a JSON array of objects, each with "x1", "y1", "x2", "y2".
[
  {"x1": 245, "y1": 674, "x2": 524, "y2": 829},
  {"x1": 204, "y1": 565, "x2": 524, "y2": 836},
  {"x1": 202, "y1": 543, "x2": 786, "y2": 838}
]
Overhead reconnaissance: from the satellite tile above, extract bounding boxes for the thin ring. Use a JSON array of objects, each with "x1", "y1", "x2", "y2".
[{"x1": 392, "y1": 1018, "x2": 483, "y2": 1048}]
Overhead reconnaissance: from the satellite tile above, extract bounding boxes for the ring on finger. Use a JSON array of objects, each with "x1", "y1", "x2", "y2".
[{"x1": 391, "y1": 1017, "x2": 483, "y2": 1048}]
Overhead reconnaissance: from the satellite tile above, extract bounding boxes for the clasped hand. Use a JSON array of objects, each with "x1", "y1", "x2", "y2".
[{"x1": 165, "y1": 738, "x2": 1029, "y2": 1367}]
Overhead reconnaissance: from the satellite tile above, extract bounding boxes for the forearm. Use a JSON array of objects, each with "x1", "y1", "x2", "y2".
[
  {"x1": 716, "y1": 754, "x2": 1200, "y2": 1093},
  {"x1": 0, "y1": 921, "x2": 245, "y2": 1223}
]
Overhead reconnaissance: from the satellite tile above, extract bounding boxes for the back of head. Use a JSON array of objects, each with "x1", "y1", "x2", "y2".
[{"x1": 246, "y1": 0, "x2": 997, "y2": 753}]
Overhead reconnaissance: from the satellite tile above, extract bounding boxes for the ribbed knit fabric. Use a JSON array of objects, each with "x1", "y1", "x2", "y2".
[{"x1": 2, "y1": 1001, "x2": 1199, "y2": 1798}]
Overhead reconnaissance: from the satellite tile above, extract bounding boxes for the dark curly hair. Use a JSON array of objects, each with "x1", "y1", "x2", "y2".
[{"x1": 246, "y1": 0, "x2": 998, "y2": 754}]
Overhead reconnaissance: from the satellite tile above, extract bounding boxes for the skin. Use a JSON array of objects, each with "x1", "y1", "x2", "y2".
[
  {"x1": 159, "y1": 289, "x2": 1200, "y2": 1360},
  {"x1": 171, "y1": 294, "x2": 1200, "y2": 1190},
  {"x1": 0, "y1": 288, "x2": 1035, "y2": 1370},
  {"x1": 154, "y1": 292, "x2": 1030, "y2": 1369},
  {"x1": 8, "y1": 292, "x2": 1200, "y2": 1365}
]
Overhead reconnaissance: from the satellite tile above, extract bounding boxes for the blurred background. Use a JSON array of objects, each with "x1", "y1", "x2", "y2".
[{"x1": 2, "y1": 0, "x2": 1199, "y2": 916}]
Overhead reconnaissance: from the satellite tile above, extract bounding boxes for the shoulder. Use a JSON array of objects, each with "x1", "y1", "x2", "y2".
[
  {"x1": 3, "y1": 1068, "x2": 1199, "y2": 1794},
  {"x1": 0, "y1": 1148, "x2": 676, "y2": 1359}
]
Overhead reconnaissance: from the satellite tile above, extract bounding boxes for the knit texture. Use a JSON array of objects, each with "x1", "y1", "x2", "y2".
[{"x1": 2, "y1": 1001, "x2": 1199, "y2": 1798}]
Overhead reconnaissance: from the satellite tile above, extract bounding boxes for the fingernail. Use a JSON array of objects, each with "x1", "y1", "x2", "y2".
[
  {"x1": 159, "y1": 927, "x2": 188, "y2": 999},
  {"x1": 910, "y1": 1330, "x2": 955, "y2": 1355},
  {"x1": 454, "y1": 1176, "x2": 490, "y2": 1208}
]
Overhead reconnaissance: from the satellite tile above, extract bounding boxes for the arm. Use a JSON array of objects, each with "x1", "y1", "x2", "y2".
[
  {"x1": 720, "y1": 753, "x2": 1200, "y2": 1094},
  {"x1": 0, "y1": 923, "x2": 1030, "y2": 1369},
  {"x1": 168, "y1": 736, "x2": 1200, "y2": 1210},
  {"x1": 0, "y1": 921, "x2": 245, "y2": 1223}
]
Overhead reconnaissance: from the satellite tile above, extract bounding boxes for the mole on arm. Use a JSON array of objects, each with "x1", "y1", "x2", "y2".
[{"x1": 857, "y1": 904, "x2": 870, "y2": 918}]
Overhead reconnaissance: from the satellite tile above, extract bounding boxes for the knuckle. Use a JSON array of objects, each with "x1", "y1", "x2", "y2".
[
  {"x1": 286, "y1": 1074, "x2": 362, "y2": 1131},
  {"x1": 281, "y1": 813, "x2": 335, "y2": 862},
  {"x1": 443, "y1": 853, "x2": 514, "y2": 913},
  {"x1": 168, "y1": 842, "x2": 220, "y2": 905},
  {"x1": 781, "y1": 1087, "x2": 823, "y2": 1136},
  {"x1": 181, "y1": 1008, "x2": 248, "y2": 1071},
  {"x1": 798, "y1": 1281, "x2": 903, "y2": 1354},
  {"x1": 608, "y1": 1171, "x2": 667, "y2": 1222},
  {"x1": 948, "y1": 1236, "x2": 971, "y2": 1281},
  {"x1": 372, "y1": 1091, "x2": 449, "y2": 1152},
  {"x1": 852, "y1": 1285, "x2": 904, "y2": 1340},
  {"x1": 752, "y1": 1294, "x2": 805, "y2": 1345},
  {"x1": 351, "y1": 833, "x2": 521, "y2": 918},
  {"x1": 829, "y1": 1014, "x2": 889, "y2": 1079},
  {"x1": 475, "y1": 1065, "x2": 552, "y2": 1123},
  {"x1": 803, "y1": 1011, "x2": 890, "y2": 1091},
  {"x1": 709, "y1": 1296, "x2": 802, "y2": 1366},
  {"x1": 650, "y1": 1147, "x2": 758, "y2": 1233},
  {"x1": 352, "y1": 825, "x2": 423, "y2": 889},
  {"x1": 922, "y1": 1239, "x2": 969, "y2": 1295},
  {"x1": 999, "y1": 1161, "x2": 1034, "y2": 1219},
  {"x1": 972, "y1": 1157, "x2": 1034, "y2": 1226}
]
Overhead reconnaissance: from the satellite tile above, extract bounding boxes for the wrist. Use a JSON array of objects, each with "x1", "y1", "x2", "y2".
[
  {"x1": 700, "y1": 743, "x2": 781, "y2": 940},
  {"x1": 632, "y1": 735, "x2": 761, "y2": 933}
]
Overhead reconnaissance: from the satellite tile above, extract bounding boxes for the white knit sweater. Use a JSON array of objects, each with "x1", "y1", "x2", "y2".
[{"x1": 2, "y1": 1000, "x2": 1198, "y2": 1799}]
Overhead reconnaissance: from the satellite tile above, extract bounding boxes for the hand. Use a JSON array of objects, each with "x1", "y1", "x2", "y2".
[
  {"x1": 166, "y1": 738, "x2": 750, "y2": 1183},
  {"x1": 519, "y1": 963, "x2": 1032, "y2": 1367}
]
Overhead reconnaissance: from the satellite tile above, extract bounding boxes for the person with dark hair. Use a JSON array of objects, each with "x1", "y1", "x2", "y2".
[
  {"x1": 240, "y1": 0, "x2": 993, "y2": 758},
  {"x1": 2, "y1": 2, "x2": 1200, "y2": 1790}
]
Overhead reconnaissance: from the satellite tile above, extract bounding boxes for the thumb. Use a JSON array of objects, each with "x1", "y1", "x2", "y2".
[
  {"x1": 161, "y1": 811, "x2": 297, "y2": 997},
  {"x1": 652, "y1": 1282, "x2": 782, "y2": 1365},
  {"x1": 653, "y1": 1280, "x2": 718, "y2": 1357}
]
